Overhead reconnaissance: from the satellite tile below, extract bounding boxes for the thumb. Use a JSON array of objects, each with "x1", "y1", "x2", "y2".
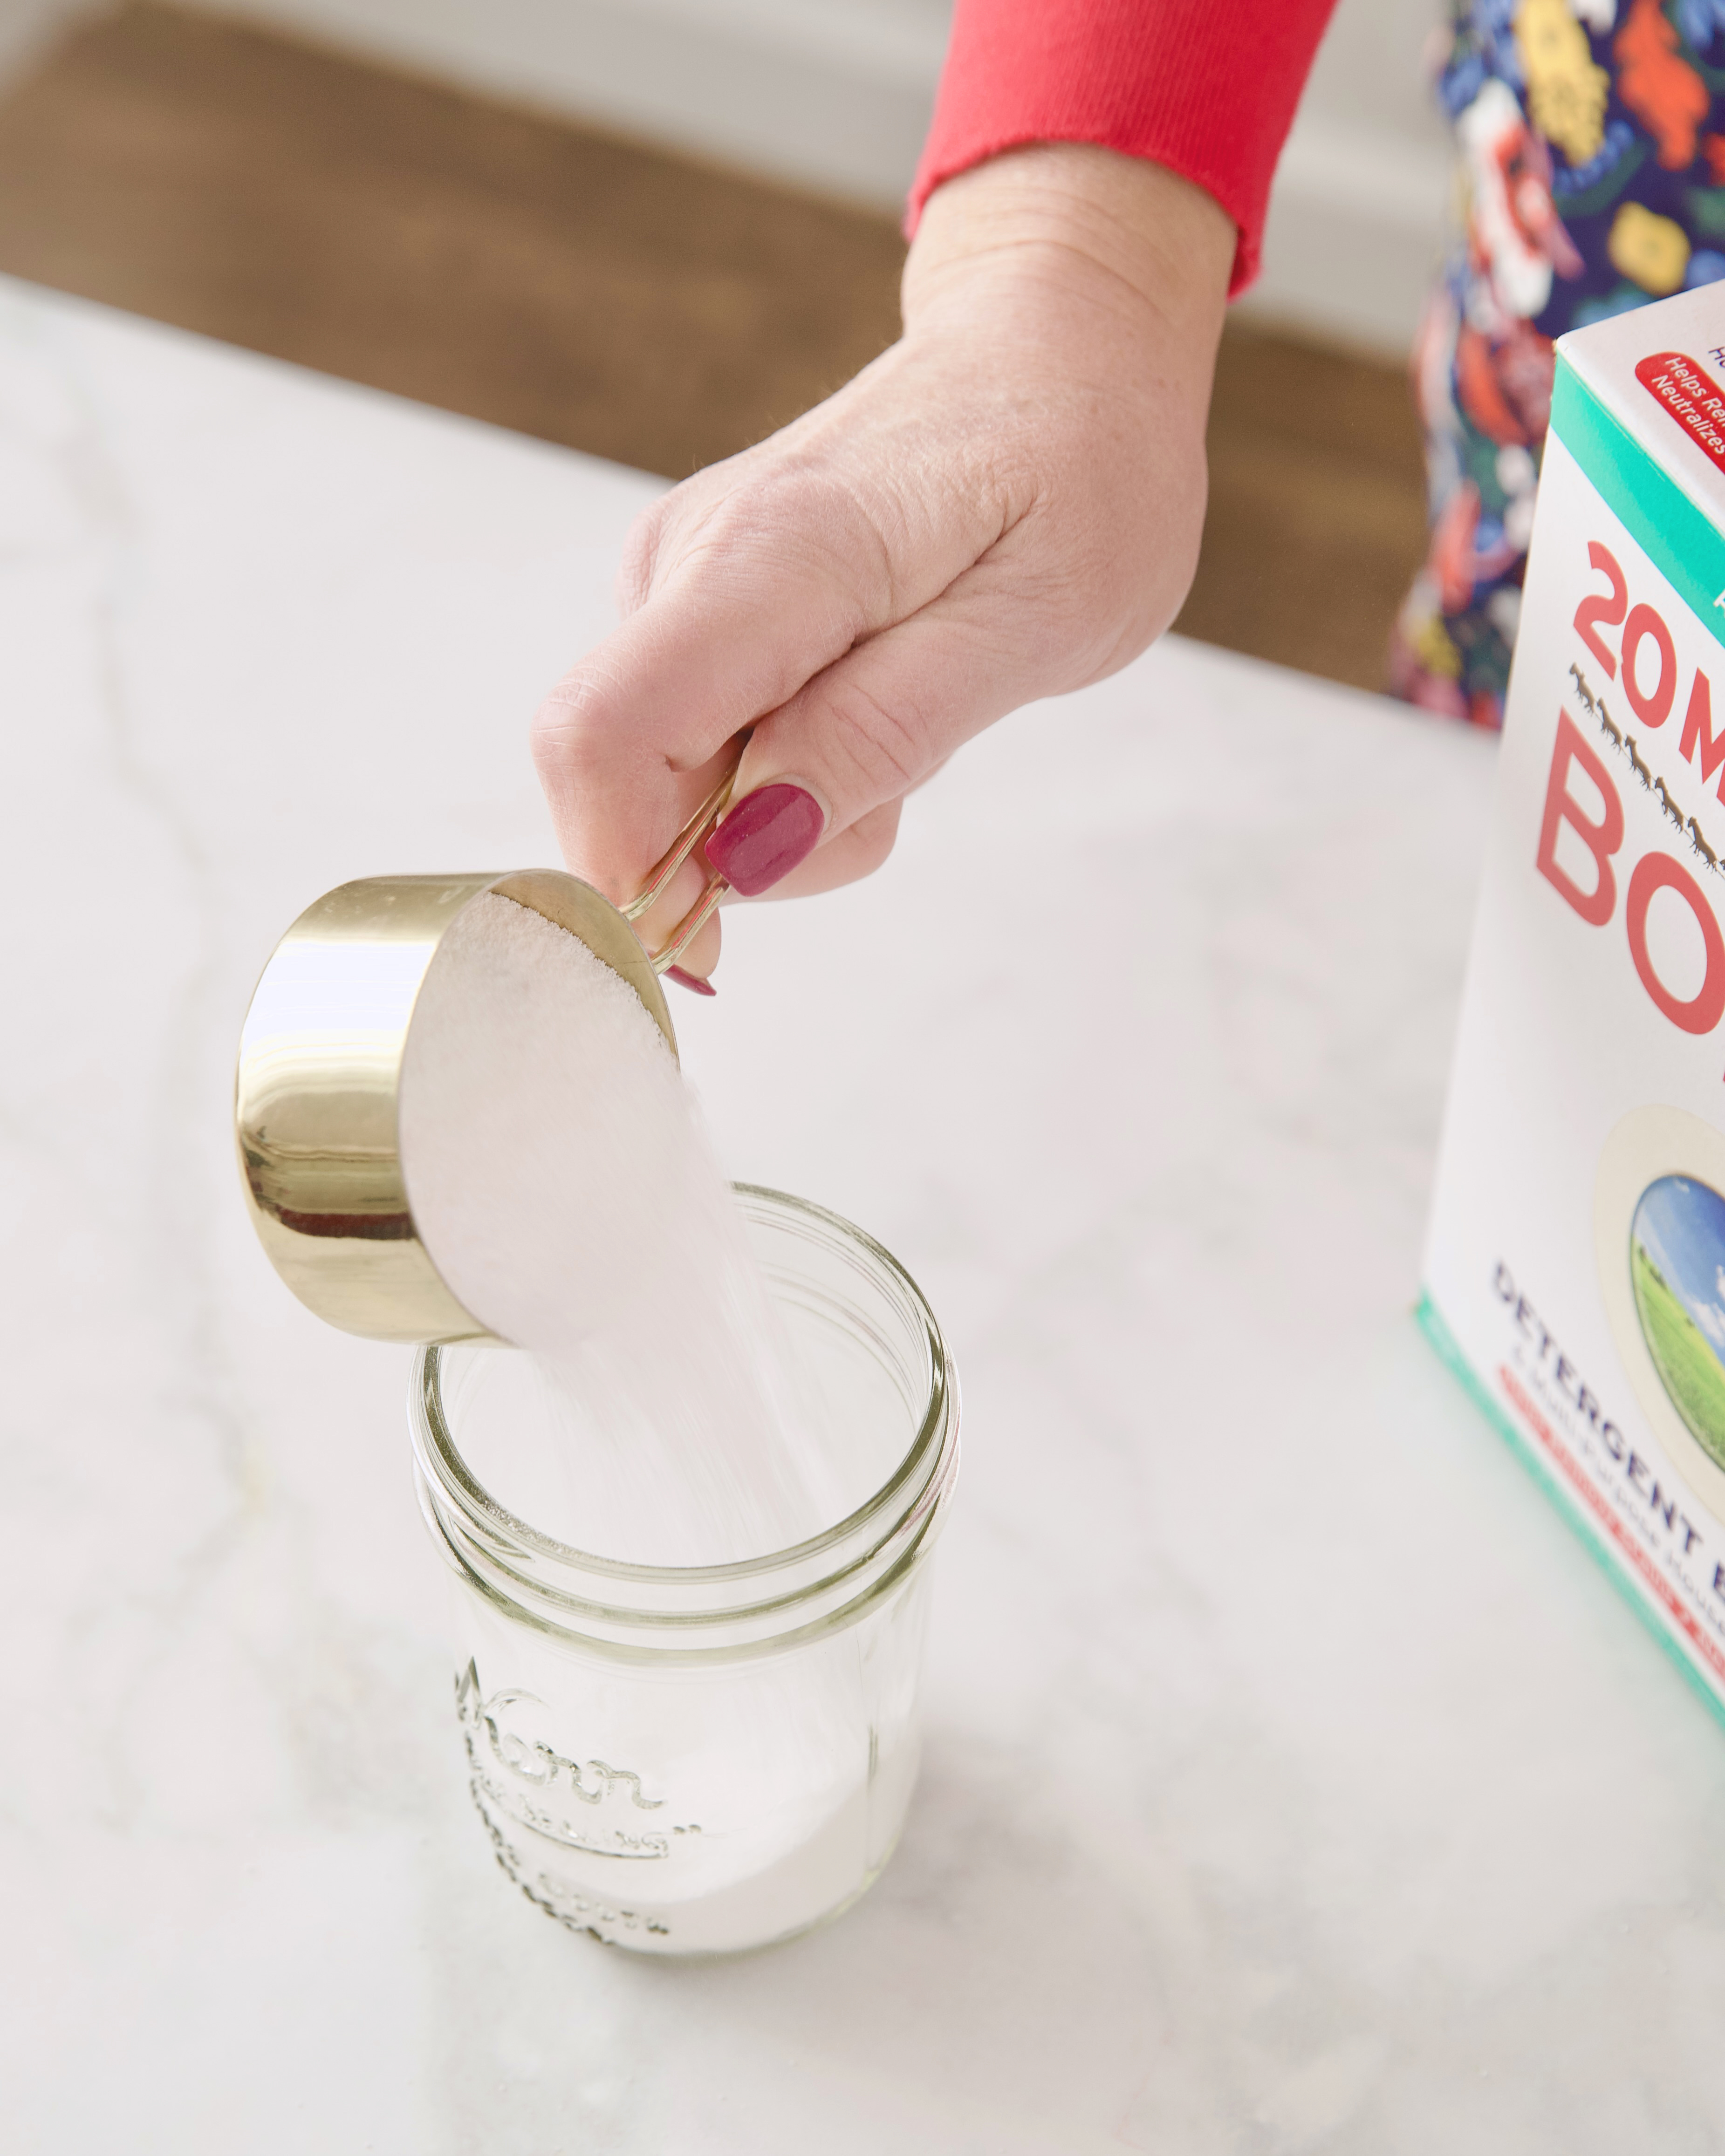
[{"x1": 703, "y1": 576, "x2": 1048, "y2": 898}]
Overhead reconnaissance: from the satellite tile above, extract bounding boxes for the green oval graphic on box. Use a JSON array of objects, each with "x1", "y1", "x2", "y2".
[{"x1": 1630, "y1": 1175, "x2": 1725, "y2": 1471}]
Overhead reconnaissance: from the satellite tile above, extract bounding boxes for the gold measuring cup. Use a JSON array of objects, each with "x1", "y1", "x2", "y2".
[{"x1": 235, "y1": 769, "x2": 736, "y2": 1344}]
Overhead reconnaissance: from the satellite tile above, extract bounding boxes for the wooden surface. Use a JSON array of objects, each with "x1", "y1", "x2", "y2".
[
  {"x1": 0, "y1": 1, "x2": 1431, "y2": 693},
  {"x1": 1184, "y1": 328, "x2": 1432, "y2": 690}
]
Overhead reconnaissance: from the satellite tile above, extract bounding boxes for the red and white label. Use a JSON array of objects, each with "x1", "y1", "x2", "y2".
[{"x1": 1635, "y1": 349, "x2": 1725, "y2": 473}]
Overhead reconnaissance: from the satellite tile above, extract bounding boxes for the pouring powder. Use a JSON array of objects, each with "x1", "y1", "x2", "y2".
[{"x1": 396, "y1": 891, "x2": 871, "y2": 1566}]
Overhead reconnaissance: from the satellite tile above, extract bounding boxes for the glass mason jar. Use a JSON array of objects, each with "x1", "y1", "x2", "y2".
[{"x1": 410, "y1": 1185, "x2": 960, "y2": 1956}]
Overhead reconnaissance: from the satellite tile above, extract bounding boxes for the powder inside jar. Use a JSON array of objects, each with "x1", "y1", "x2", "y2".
[{"x1": 397, "y1": 892, "x2": 887, "y2": 1566}]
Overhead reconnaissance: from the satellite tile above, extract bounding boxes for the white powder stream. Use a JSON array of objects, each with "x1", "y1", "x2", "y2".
[{"x1": 397, "y1": 892, "x2": 865, "y2": 1566}]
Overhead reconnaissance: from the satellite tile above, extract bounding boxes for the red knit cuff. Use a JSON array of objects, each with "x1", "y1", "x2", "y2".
[{"x1": 907, "y1": 0, "x2": 1340, "y2": 297}]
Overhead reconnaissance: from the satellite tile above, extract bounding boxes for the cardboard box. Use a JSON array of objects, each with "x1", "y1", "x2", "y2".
[{"x1": 1423, "y1": 285, "x2": 1725, "y2": 1723}]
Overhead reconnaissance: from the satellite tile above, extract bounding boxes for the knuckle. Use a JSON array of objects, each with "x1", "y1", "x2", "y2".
[
  {"x1": 702, "y1": 470, "x2": 825, "y2": 559},
  {"x1": 529, "y1": 668, "x2": 617, "y2": 789},
  {"x1": 616, "y1": 504, "x2": 670, "y2": 614},
  {"x1": 615, "y1": 462, "x2": 734, "y2": 607},
  {"x1": 701, "y1": 466, "x2": 886, "y2": 630},
  {"x1": 821, "y1": 676, "x2": 931, "y2": 798}
]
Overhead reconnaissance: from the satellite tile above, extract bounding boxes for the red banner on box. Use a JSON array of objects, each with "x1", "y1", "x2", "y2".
[{"x1": 1636, "y1": 350, "x2": 1725, "y2": 473}]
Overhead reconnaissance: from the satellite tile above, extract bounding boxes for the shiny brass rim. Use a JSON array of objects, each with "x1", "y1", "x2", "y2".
[
  {"x1": 234, "y1": 869, "x2": 677, "y2": 1345},
  {"x1": 623, "y1": 759, "x2": 739, "y2": 973}
]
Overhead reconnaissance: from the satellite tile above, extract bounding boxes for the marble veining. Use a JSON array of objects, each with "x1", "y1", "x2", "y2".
[{"x1": 4, "y1": 273, "x2": 1725, "y2": 2153}]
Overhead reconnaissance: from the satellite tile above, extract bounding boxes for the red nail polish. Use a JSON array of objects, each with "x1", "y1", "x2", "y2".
[
  {"x1": 665, "y1": 964, "x2": 717, "y2": 997},
  {"x1": 704, "y1": 784, "x2": 824, "y2": 897}
]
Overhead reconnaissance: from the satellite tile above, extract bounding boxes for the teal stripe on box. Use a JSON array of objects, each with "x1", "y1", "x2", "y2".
[
  {"x1": 1415, "y1": 1291, "x2": 1725, "y2": 1737},
  {"x1": 1550, "y1": 354, "x2": 1725, "y2": 657}
]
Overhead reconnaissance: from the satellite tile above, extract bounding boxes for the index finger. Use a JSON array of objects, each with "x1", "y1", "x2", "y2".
[{"x1": 531, "y1": 529, "x2": 871, "y2": 902}]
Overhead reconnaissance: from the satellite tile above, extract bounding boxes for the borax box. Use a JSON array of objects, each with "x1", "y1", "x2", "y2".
[{"x1": 1423, "y1": 283, "x2": 1725, "y2": 1723}]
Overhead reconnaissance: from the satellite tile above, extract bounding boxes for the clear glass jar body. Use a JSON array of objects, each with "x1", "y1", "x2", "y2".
[{"x1": 410, "y1": 1187, "x2": 960, "y2": 1956}]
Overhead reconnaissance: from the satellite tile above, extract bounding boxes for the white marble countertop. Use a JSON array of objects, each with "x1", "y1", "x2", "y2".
[{"x1": 5, "y1": 273, "x2": 1725, "y2": 2153}]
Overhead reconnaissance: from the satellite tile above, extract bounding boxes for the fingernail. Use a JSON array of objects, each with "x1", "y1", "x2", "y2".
[
  {"x1": 704, "y1": 784, "x2": 824, "y2": 897},
  {"x1": 665, "y1": 964, "x2": 717, "y2": 997}
]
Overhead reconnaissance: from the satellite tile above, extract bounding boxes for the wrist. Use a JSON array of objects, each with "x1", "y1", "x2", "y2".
[{"x1": 902, "y1": 144, "x2": 1233, "y2": 391}]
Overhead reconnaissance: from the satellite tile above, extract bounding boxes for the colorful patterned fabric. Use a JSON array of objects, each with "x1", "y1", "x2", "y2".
[{"x1": 1394, "y1": 0, "x2": 1725, "y2": 727}]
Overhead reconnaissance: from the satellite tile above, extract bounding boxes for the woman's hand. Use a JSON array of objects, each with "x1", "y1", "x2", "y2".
[{"x1": 530, "y1": 142, "x2": 1235, "y2": 986}]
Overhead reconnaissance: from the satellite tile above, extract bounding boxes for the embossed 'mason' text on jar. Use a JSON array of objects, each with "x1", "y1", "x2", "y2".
[{"x1": 410, "y1": 1187, "x2": 960, "y2": 1956}]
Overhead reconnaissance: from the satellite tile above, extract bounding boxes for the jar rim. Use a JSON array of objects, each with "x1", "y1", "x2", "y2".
[{"x1": 410, "y1": 1185, "x2": 960, "y2": 1654}]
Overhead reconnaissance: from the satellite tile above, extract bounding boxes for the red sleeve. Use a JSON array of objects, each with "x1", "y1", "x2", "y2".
[{"x1": 908, "y1": 0, "x2": 1341, "y2": 296}]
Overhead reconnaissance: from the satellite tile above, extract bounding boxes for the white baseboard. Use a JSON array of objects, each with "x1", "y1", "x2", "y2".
[
  {"x1": 178, "y1": 0, "x2": 939, "y2": 212},
  {"x1": 1240, "y1": 119, "x2": 1451, "y2": 358},
  {"x1": 95, "y1": 0, "x2": 1453, "y2": 354},
  {"x1": 0, "y1": 0, "x2": 103, "y2": 88}
]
